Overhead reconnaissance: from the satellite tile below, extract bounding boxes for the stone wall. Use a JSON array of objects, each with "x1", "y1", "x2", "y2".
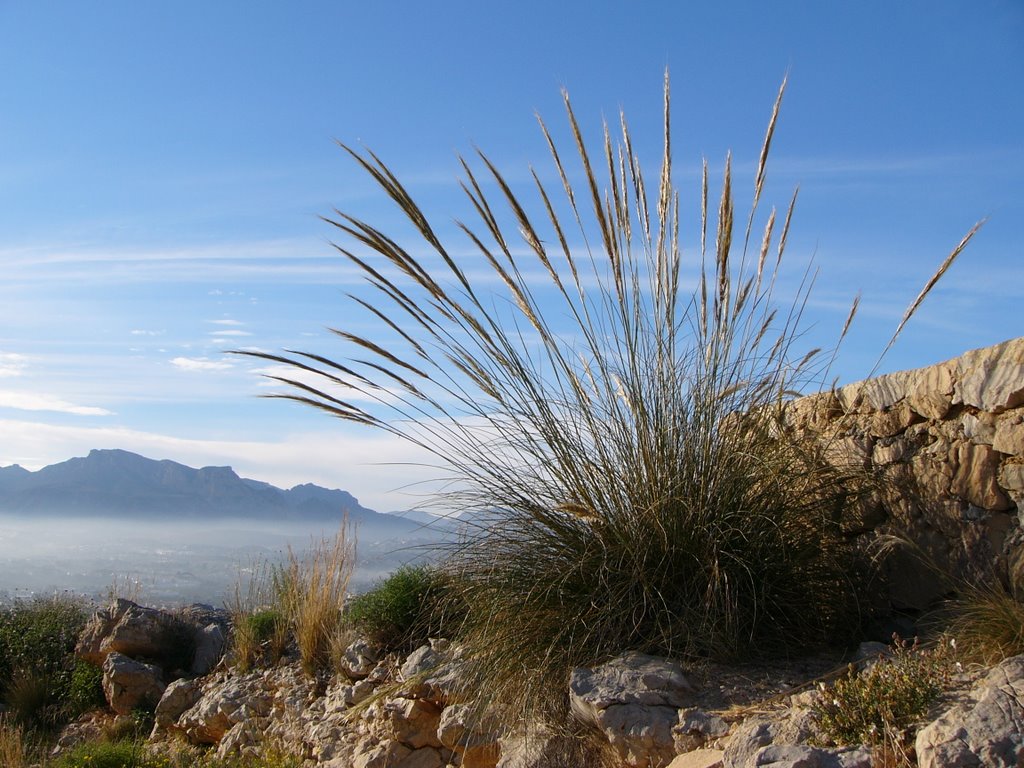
[{"x1": 785, "y1": 337, "x2": 1024, "y2": 611}]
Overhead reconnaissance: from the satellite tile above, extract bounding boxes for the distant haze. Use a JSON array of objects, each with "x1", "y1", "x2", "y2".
[{"x1": 0, "y1": 450, "x2": 453, "y2": 604}]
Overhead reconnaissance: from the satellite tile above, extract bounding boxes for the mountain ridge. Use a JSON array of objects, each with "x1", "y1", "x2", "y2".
[{"x1": 0, "y1": 449, "x2": 414, "y2": 528}]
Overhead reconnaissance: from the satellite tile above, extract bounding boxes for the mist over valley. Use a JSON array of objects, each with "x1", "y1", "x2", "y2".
[{"x1": 0, "y1": 450, "x2": 453, "y2": 604}]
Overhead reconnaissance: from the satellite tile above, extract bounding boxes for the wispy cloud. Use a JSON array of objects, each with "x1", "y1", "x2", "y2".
[
  {"x1": 0, "y1": 390, "x2": 112, "y2": 416},
  {"x1": 0, "y1": 239, "x2": 363, "y2": 286},
  {"x1": 208, "y1": 329, "x2": 252, "y2": 337},
  {"x1": 208, "y1": 319, "x2": 245, "y2": 326},
  {"x1": 170, "y1": 357, "x2": 235, "y2": 372},
  {"x1": 0, "y1": 353, "x2": 28, "y2": 378}
]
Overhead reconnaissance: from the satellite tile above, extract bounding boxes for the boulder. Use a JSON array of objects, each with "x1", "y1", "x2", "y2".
[
  {"x1": 747, "y1": 744, "x2": 871, "y2": 767},
  {"x1": 497, "y1": 725, "x2": 589, "y2": 768},
  {"x1": 668, "y1": 750, "x2": 725, "y2": 768},
  {"x1": 353, "y1": 738, "x2": 412, "y2": 768},
  {"x1": 954, "y1": 343, "x2": 1024, "y2": 413},
  {"x1": 77, "y1": 598, "x2": 196, "y2": 675},
  {"x1": 78, "y1": 599, "x2": 170, "y2": 665},
  {"x1": 437, "y1": 703, "x2": 501, "y2": 768},
  {"x1": 178, "y1": 670, "x2": 272, "y2": 744},
  {"x1": 191, "y1": 622, "x2": 226, "y2": 676},
  {"x1": 570, "y1": 652, "x2": 695, "y2": 723},
  {"x1": 915, "y1": 654, "x2": 1024, "y2": 768},
  {"x1": 570, "y1": 652, "x2": 695, "y2": 768},
  {"x1": 723, "y1": 719, "x2": 776, "y2": 768},
  {"x1": 673, "y1": 708, "x2": 729, "y2": 752},
  {"x1": 101, "y1": 651, "x2": 166, "y2": 716},
  {"x1": 400, "y1": 644, "x2": 443, "y2": 682},
  {"x1": 340, "y1": 637, "x2": 379, "y2": 680},
  {"x1": 384, "y1": 697, "x2": 443, "y2": 749},
  {"x1": 153, "y1": 677, "x2": 203, "y2": 730}
]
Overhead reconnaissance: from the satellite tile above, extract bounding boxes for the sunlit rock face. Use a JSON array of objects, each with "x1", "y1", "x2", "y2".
[{"x1": 784, "y1": 336, "x2": 1024, "y2": 609}]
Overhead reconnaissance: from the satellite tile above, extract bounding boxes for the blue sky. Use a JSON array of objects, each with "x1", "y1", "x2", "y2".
[{"x1": 1, "y1": 1, "x2": 1021, "y2": 511}]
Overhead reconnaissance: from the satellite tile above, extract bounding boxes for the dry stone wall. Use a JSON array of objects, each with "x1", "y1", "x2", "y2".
[{"x1": 785, "y1": 336, "x2": 1024, "y2": 611}]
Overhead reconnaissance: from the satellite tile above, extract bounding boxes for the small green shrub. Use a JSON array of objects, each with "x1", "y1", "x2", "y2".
[
  {"x1": 246, "y1": 609, "x2": 284, "y2": 645},
  {"x1": 0, "y1": 594, "x2": 88, "y2": 687},
  {"x1": 813, "y1": 637, "x2": 952, "y2": 763},
  {"x1": 347, "y1": 564, "x2": 455, "y2": 651},
  {"x1": 50, "y1": 738, "x2": 160, "y2": 768},
  {"x1": 68, "y1": 659, "x2": 106, "y2": 715}
]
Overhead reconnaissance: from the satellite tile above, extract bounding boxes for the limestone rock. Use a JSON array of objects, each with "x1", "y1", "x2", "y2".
[
  {"x1": 908, "y1": 362, "x2": 956, "y2": 420},
  {"x1": 353, "y1": 738, "x2": 412, "y2": 768},
  {"x1": 191, "y1": 622, "x2": 225, "y2": 676},
  {"x1": 998, "y1": 460, "x2": 1024, "y2": 497},
  {"x1": 673, "y1": 708, "x2": 729, "y2": 752},
  {"x1": 596, "y1": 703, "x2": 682, "y2": 767},
  {"x1": 101, "y1": 651, "x2": 166, "y2": 716},
  {"x1": 668, "y1": 750, "x2": 725, "y2": 768},
  {"x1": 78, "y1": 599, "x2": 176, "y2": 665},
  {"x1": 951, "y1": 442, "x2": 1012, "y2": 510},
  {"x1": 178, "y1": 669, "x2": 272, "y2": 744},
  {"x1": 955, "y1": 343, "x2": 1024, "y2": 413},
  {"x1": 401, "y1": 644, "x2": 442, "y2": 682},
  {"x1": 570, "y1": 652, "x2": 694, "y2": 724},
  {"x1": 915, "y1": 654, "x2": 1024, "y2": 768},
  {"x1": 385, "y1": 697, "x2": 443, "y2": 749},
  {"x1": 723, "y1": 719, "x2": 775, "y2": 768},
  {"x1": 961, "y1": 412, "x2": 996, "y2": 445},
  {"x1": 857, "y1": 373, "x2": 908, "y2": 412},
  {"x1": 747, "y1": 744, "x2": 871, "y2": 767},
  {"x1": 869, "y1": 402, "x2": 918, "y2": 439},
  {"x1": 437, "y1": 703, "x2": 500, "y2": 768},
  {"x1": 993, "y1": 411, "x2": 1024, "y2": 456},
  {"x1": 340, "y1": 637, "x2": 379, "y2": 680},
  {"x1": 153, "y1": 677, "x2": 203, "y2": 730},
  {"x1": 497, "y1": 725, "x2": 585, "y2": 768}
]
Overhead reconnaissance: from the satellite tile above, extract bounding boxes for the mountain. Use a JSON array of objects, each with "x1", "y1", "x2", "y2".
[{"x1": 0, "y1": 449, "x2": 422, "y2": 530}]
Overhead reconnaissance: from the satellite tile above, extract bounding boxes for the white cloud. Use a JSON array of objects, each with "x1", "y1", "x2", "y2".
[
  {"x1": 208, "y1": 330, "x2": 252, "y2": 337},
  {"x1": 0, "y1": 390, "x2": 112, "y2": 416},
  {"x1": 130, "y1": 329, "x2": 164, "y2": 336},
  {"x1": 170, "y1": 357, "x2": 234, "y2": 371},
  {"x1": 0, "y1": 353, "x2": 28, "y2": 378},
  {"x1": 208, "y1": 319, "x2": 244, "y2": 326}
]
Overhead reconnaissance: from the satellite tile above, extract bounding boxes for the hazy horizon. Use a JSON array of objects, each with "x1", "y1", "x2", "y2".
[{"x1": 0, "y1": 514, "x2": 447, "y2": 606}]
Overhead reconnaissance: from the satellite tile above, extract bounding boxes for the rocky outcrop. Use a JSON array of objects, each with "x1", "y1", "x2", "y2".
[
  {"x1": 915, "y1": 654, "x2": 1024, "y2": 768},
  {"x1": 76, "y1": 598, "x2": 225, "y2": 676},
  {"x1": 75, "y1": 598, "x2": 228, "y2": 721},
  {"x1": 785, "y1": 337, "x2": 1024, "y2": 608},
  {"x1": 102, "y1": 652, "x2": 166, "y2": 715}
]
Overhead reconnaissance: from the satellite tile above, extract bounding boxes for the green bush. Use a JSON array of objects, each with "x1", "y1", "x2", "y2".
[
  {"x1": 245, "y1": 609, "x2": 284, "y2": 645},
  {"x1": 813, "y1": 637, "x2": 952, "y2": 763},
  {"x1": 68, "y1": 659, "x2": 106, "y2": 715},
  {"x1": 347, "y1": 564, "x2": 450, "y2": 650},
  {"x1": 50, "y1": 739, "x2": 160, "y2": 768},
  {"x1": 0, "y1": 595, "x2": 90, "y2": 727}
]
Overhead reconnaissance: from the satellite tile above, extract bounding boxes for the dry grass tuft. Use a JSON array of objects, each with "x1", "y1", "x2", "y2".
[
  {"x1": 944, "y1": 584, "x2": 1024, "y2": 665},
  {"x1": 228, "y1": 523, "x2": 355, "y2": 677},
  {"x1": 278, "y1": 524, "x2": 355, "y2": 677}
]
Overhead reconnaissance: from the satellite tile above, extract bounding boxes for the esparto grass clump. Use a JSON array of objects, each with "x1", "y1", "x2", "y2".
[{"x1": 238, "y1": 74, "x2": 980, "y2": 721}]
